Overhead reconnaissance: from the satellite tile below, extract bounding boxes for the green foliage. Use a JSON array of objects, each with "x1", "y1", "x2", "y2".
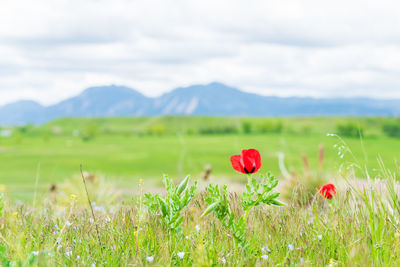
[
  {"x1": 382, "y1": 121, "x2": 400, "y2": 137},
  {"x1": 241, "y1": 121, "x2": 252, "y2": 134},
  {"x1": 150, "y1": 124, "x2": 166, "y2": 136},
  {"x1": 198, "y1": 125, "x2": 238, "y2": 135},
  {"x1": 242, "y1": 173, "x2": 285, "y2": 211},
  {"x1": 203, "y1": 173, "x2": 283, "y2": 247},
  {"x1": 258, "y1": 120, "x2": 283, "y2": 134},
  {"x1": 202, "y1": 184, "x2": 247, "y2": 246},
  {"x1": 336, "y1": 122, "x2": 364, "y2": 137},
  {"x1": 81, "y1": 122, "x2": 98, "y2": 142},
  {"x1": 144, "y1": 175, "x2": 197, "y2": 232}
]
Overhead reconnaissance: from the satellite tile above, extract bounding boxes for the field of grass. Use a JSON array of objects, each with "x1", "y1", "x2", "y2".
[
  {"x1": 1, "y1": 116, "x2": 400, "y2": 265},
  {"x1": 1, "y1": 116, "x2": 400, "y2": 200},
  {"x1": 0, "y1": 146, "x2": 400, "y2": 266}
]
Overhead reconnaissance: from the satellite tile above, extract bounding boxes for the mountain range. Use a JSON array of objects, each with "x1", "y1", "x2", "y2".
[{"x1": 1, "y1": 82, "x2": 399, "y2": 125}]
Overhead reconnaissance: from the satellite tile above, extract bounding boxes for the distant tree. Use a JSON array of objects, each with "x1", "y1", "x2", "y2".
[
  {"x1": 82, "y1": 122, "x2": 98, "y2": 142},
  {"x1": 241, "y1": 121, "x2": 252, "y2": 134},
  {"x1": 336, "y1": 122, "x2": 364, "y2": 138},
  {"x1": 382, "y1": 121, "x2": 400, "y2": 137}
]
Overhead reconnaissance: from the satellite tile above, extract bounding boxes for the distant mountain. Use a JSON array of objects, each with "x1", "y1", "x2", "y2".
[
  {"x1": 0, "y1": 100, "x2": 45, "y2": 125},
  {"x1": 0, "y1": 82, "x2": 399, "y2": 125}
]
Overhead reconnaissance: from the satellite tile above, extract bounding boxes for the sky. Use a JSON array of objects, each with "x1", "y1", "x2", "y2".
[{"x1": 1, "y1": 0, "x2": 400, "y2": 106}]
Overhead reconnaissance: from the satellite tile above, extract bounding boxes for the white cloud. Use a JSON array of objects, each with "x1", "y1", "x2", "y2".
[{"x1": 0, "y1": 0, "x2": 400, "y2": 105}]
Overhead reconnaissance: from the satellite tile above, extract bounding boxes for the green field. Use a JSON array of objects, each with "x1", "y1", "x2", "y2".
[
  {"x1": 1, "y1": 116, "x2": 400, "y2": 200},
  {"x1": 2, "y1": 116, "x2": 400, "y2": 265}
]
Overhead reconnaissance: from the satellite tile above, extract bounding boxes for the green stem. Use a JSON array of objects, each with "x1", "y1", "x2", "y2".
[{"x1": 243, "y1": 208, "x2": 251, "y2": 222}]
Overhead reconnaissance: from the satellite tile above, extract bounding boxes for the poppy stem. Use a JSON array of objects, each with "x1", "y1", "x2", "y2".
[{"x1": 247, "y1": 174, "x2": 252, "y2": 186}]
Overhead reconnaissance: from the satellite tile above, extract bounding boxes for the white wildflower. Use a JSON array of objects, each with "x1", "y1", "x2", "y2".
[
  {"x1": 32, "y1": 251, "x2": 39, "y2": 256},
  {"x1": 261, "y1": 255, "x2": 268, "y2": 260},
  {"x1": 65, "y1": 221, "x2": 72, "y2": 227},
  {"x1": 177, "y1": 252, "x2": 185, "y2": 259},
  {"x1": 221, "y1": 257, "x2": 226, "y2": 264},
  {"x1": 146, "y1": 256, "x2": 154, "y2": 263},
  {"x1": 318, "y1": 235, "x2": 322, "y2": 241},
  {"x1": 261, "y1": 246, "x2": 271, "y2": 253},
  {"x1": 288, "y1": 244, "x2": 294, "y2": 251},
  {"x1": 195, "y1": 224, "x2": 200, "y2": 232}
]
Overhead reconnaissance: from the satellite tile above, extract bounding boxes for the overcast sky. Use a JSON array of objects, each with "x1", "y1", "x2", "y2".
[{"x1": 1, "y1": 0, "x2": 400, "y2": 105}]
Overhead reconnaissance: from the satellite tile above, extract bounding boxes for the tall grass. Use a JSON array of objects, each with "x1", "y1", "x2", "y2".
[{"x1": 1, "y1": 137, "x2": 400, "y2": 265}]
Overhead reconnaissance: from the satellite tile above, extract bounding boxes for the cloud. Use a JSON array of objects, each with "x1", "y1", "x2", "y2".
[{"x1": 0, "y1": 0, "x2": 399, "y2": 105}]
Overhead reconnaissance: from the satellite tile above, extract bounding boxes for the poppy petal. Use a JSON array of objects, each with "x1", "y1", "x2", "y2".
[
  {"x1": 230, "y1": 155, "x2": 245, "y2": 173},
  {"x1": 242, "y1": 149, "x2": 261, "y2": 173}
]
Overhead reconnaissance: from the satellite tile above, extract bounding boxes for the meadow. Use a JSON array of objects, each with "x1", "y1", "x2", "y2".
[
  {"x1": 1, "y1": 116, "x2": 400, "y2": 265},
  {"x1": 1, "y1": 116, "x2": 400, "y2": 199}
]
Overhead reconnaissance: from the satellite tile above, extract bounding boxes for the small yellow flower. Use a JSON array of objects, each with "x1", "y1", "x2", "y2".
[
  {"x1": 70, "y1": 194, "x2": 77, "y2": 201},
  {"x1": 139, "y1": 179, "x2": 143, "y2": 185},
  {"x1": 329, "y1": 258, "x2": 335, "y2": 265},
  {"x1": 12, "y1": 212, "x2": 18, "y2": 217},
  {"x1": 0, "y1": 184, "x2": 6, "y2": 192}
]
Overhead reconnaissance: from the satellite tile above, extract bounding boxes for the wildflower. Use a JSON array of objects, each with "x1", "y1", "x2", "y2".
[
  {"x1": 288, "y1": 244, "x2": 294, "y2": 251},
  {"x1": 230, "y1": 149, "x2": 261, "y2": 174},
  {"x1": 139, "y1": 179, "x2": 143, "y2": 185},
  {"x1": 300, "y1": 258, "x2": 305, "y2": 264},
  {"x1": 76, "y1": 255, "x2": 80, "y2": 260},
  {"x1": 57, "y1": 245, "x2": 62, "y2": 252},
  {"x1": 65, "y1": 251, "x2": 72, "y2": 257},
  {"x1": 177, "y1": 252, "x2": 185, "y2": 259},
  {"x1": 195, "y1": 224, "x2": 200, "y2": 232},
  {"x1": 146, "y1": 256, "x2": 154, "y2": 263},
  {"x1": 105, "y1": 217, "x2": 111, "y2": 223},
  {"x1": 54, "y1": 224, "x2": 60, "y2": 231},
  {"x1": 91, "y1": 264, "x2": 96, "y2": 267},
  {"x1": 32, "y1": 251, "x2": 39, "y2": 256},
  {"x1": 70, "y1": 194, "x2": 77, "y2": 201},
  {"x1": 261, "y1": 246, "x2": 271, "y2": 253},
  {"x1": 318, "y1": 235, "x2": 322, "y2": 241},
  {"x1": 65, "y1": 221, "x2": 72, "y2": 227},
  {"x1": 89, "y1": 218, "x2": 94, "y2": 223},
  {"x1": 185, "y1": 235, "x2": 189, "y2": 240},
  {"x1": 12, "y1": 211, "x2": 18, "y2": 217},
  {"x1": 221, "y1": 257, "x2": 226, "y2": 264},
  {"x1": 319, "y1": 184, "x2": 336, "y2": 199},
  {"x1": 261, "y1": 255, "x2": 268, "y2": 260}
]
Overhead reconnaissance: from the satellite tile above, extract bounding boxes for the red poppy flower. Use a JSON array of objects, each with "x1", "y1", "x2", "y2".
[
  {"x1": 319, "y1": 184, "x2": 336, "y2": 199},
  {"x1": 230, "y1": 149, "x2": 261, "y2": 174}
]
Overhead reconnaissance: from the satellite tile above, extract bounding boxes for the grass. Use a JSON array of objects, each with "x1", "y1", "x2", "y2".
[
  {"x1": 1, "y1": 157, "x2": 400, "y2": 266},
  {"x1": 1, "y1": 117, "x2": 400, "y2": 200},
  {"x1": 1, "y1": 117, "x2": 400, "y2": 265}
]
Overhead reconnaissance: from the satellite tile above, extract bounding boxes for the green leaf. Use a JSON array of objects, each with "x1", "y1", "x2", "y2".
[
  {"x1": 201, "y1": 201, "x2": 220, "y2": 218},
  {"x1": 270, "y1": 199, "x2": 286, "y2": 206},
  {"x1": 176, "y1": 175, "x2": 190, "y2": 195}
]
